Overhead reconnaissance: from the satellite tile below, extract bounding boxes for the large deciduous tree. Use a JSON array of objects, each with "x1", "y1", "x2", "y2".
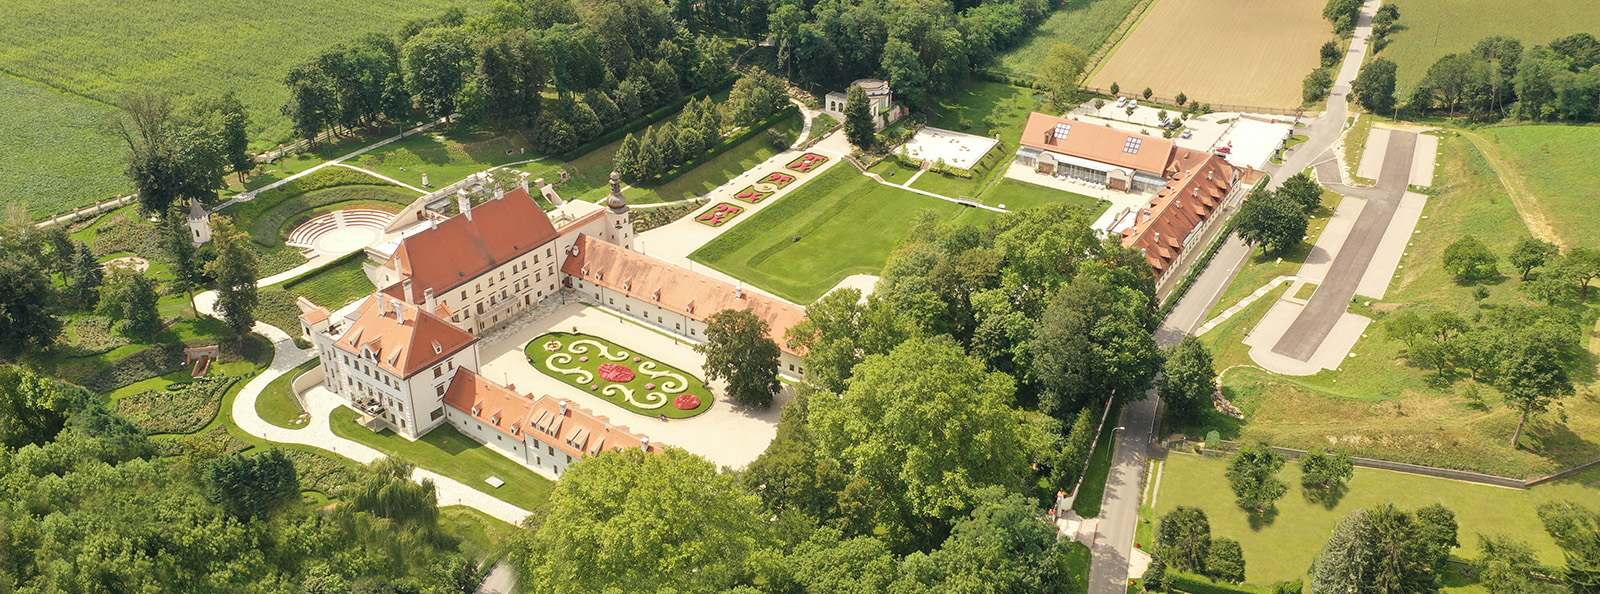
[
  {"x1": 1509, "y1": 237, "x2": 1559, "y2": 280},
  {"x1": 1208, "y1": 538, "x2": 1247, "y2": 584},
  {"x1": 786, "y1": 288, "x2": 912, "y2": 393},
  {"x1": 1538, "y1": 500, "x2": 1600, "y2": 593},
  {"x1": 1235, "y1": 189, "x2": 1309, "y2": 257},
  {"x1": 112, "y1": 92, "x2": 226, "y2": 214},
  {"x1": 0, "y1": 366, "x2": 80, "y2": 448},
  {"x1": 402, "y1": 29, "x2": 471, "y2": 121},
  {"x1": 1038, "y1": 43, "x2": 1088, "y2": 102},
  {"x1": 205, "y1": 215, "x2": 258, "y2": 336},
  {"x1": 99, "y1": 269, "x2": 163, "y2": 340},
  {"x1": 1277, "y1": 171, "x2": 1323, "y2": 215},
  {"x1": 1226, "y1": 444, "x2": 1287, "y2": 514},
  {"x1": 1494, "y1": 323, "x2": 1575, "y2": 448},
  {"x1": 0, "y1": 257, "x2": 61, "y2": 359},
  {"x1": 1353, "y1": 58, "x2": 1399, "y2": 114},
  {"x1": 344, "y1": 457, "x2": 439, "y2": 528},
  {"x1": 204, "y1": 449, "x2": 299, "y2": 520},
  {"x1": 891, "y1": 487, "x2": 1075, "y2": 593},
  {"x1": 1156, "y1": 506, "x2": 1212, "y2": 573},
  {"x1": 1030, "y1": 275, "x2": 1160, "y2": 420},
  {"x1": 510, "y1": 448, "x2": 770, "y2": 594},
  {"x1": 697, "y1": 308, "x2": 783, "y2": 408},
  {"x1": 1442, "y1": 235, "x2": 1499, "y2": 281},
  {"x1": 1161, "y1": 335, "x2": 1216, "y2": 425},
  {"x1": 809, "y1": 337, "x2": 1040, "y2": 550}
]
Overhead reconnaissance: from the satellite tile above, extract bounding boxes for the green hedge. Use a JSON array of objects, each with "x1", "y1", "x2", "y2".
[
  {"x1": 646, "y1": 106, "x2": 799, "y2": 186},
  {"x1": 557, "y1": 74, "x2": 742, "y2": 161},
  {"x1": 250, "y1": 186, "x2": 414, "y2": 247},
  {"x1": 1164, "y1": 571, "x2": 1269, "y2": 594}
]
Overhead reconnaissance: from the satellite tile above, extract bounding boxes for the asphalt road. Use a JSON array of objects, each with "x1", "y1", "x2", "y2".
[
  {"x1": 1084, "y1": 0, "x2": 1385, "y2": 591},
  {"x1": 1271, "y1": 132, "x2": 1416, "y2": 360}
]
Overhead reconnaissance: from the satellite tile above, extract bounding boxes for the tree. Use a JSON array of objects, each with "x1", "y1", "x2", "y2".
[
  {"x1": 809, "y1": 337, "x2": 1040, "y2": 549},
  {"x1": 344, "y1": 457, "x2": 439, "y2": 528},
  {"x1": 1538, "y1": 501, "x2": 1600, "y2": 593},
  {"x1": 1304, "y1": 67, "x2": 1334, "y2": 103},
  {"x1": 1176, "y1": 91, "x2": 1189, "y2": 106},
  {"x1": 770, "y1": 528, "x2": 897, "y2": 594},
  {"x1": 843, "y1": 85, "x2": 876, "y2": 151},
  {"x1": 205, "y1": 215, "x2": 258, "y2": 336},
  {"x1": 1031, "y1": 275, "x2": 1161, "y2": 420},
  {"x1": 1156, "y1": 506, "x2": 1212, "y2": 573},
  {"x1": 787, "y1": 288, "x2": 910, "y2": 394},
  {"x1": 1207, "y1": 538, "x2": 1247, "y2": 584},
  {"x1": 41, "y1": 226, "x2": 76, "y2": 284},
  {"x1": 1226, "y1": 444, "x2": 1286, "y2": 514},
  {"x1": 696, "y1": 309, "x2": 782, "y2": 408},
  {"x1": 1509, "y1": 237, "x2": 1559, "y2": 280},
  {"x1": 1475, "y1": 535, "x2": 1555, "y2": 594},
  {"x1": 1051, "y1": 407, "x2": 1098, "y2": 492},
  {"x1": 1565, "y1": 247, "x2": 1600, "y2": 297},
  {"x1": 1142, "y1": 556, "x2": 1171, "y2": 592},
  {"x1": 1494, "y1": 326, "x2": 1574, "y2": 448},
  {"x1": 198, "y1": 92, "x2": 253, "y2": 183},
  {"x1": 204, "y1": 449, "x2": 299, "y2": 520},
  {"x1": 725, "y1": 69, "x2": 789, "y2": 126},
  {"x1": 1277, "y1": 171, "x2": 1323, "y2": 214},
  {"x1": 1299, "y1": 450, "x2": 1353, "y2": 506},
  {"x1": 0, "y1": 257, "x2": 62, "y2": 359},
  {"x1": 1441, "y1": 235, "x2": 1498, "y2": 281},
  {"x1": 1161, "y1": 335, "x2": 1216, "y2": 424},
  {"x1": 1321, "y1": 40, "x2": 1342, "y2": 67},
  {"x1": 1235, "y1": 189, "x2": 1309, "y2": 257},
  {"x1": 68, "y1": 240, "x2": 103, "y2": 310},
  {"x1": 1416, "y1": 503, "x2": 1460, "y2": 571},
  {"x1": 0, "y1": 366, "x2": 81, "y2": 449},
  {"x1": 1038, "y1": 43, "x2": 1088, "y2": 102},
  {"x1": 891, "y1": 488, "x2": 1074, "y2": 593},
  {"x1": 1311, "y1": 505, "x2": 1440, "y2": 594},
  {"x1": 111, "y1": 92, "x2": 225, "y2": 214},
  {"x1": 402, "y1": 29, "x2": 470, "y2": 120},
  {"x1": 1323, "y1": 0, "x2": 1362, "y2": 33},
  {"x1": 160, "y1": 203, "x2": 201, "y2": 313},
  {"x1": 1142, "y1": 87, "x2": 1154, "y2": 100},
  {"x1": 509, "y1": 448, "x2": 769, "y2": 594},
  {"x1": 1352, "y1": 58, "x2": 1399, "y2": 114},
  {"x1": 100, "y1": 270, "x2": 163, "y2": 339},
  {"x1": 283, "y1": 68, "x2": 336, "y2": 142}
]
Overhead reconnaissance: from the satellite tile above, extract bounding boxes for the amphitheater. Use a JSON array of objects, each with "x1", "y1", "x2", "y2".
[{"x1": 287, "y1": 208, "x2": 397, "y2": 257}]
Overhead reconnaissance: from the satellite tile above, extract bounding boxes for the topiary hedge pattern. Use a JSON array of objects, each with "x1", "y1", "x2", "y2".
[{"x1": 116, "y1": 376, "x2": 238, "y2": 434}]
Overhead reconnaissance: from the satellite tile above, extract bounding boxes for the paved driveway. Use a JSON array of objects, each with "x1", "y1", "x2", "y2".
[{"x1": 476, "y1": 302, "x2": 784, "y2": 470}]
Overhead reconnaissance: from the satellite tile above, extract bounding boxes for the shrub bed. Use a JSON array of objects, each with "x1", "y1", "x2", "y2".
[
  {"x1": 87, "y1": 209, "x2": 162, "y2": 259},
  {"x1": 256, "y1": 289, "x2": 313, "y2": 348},
  {"x1": 116, "y1": 376, "x2": 238, "y2": 434},
  {"x1": 525, "y1": 332, "x2": 713, "y2": 419},
  {"x1": 282, "y1": 449, "x2": 359, "y2": 494},
  {"x1": 64, "y1": 315, "x2": 131, "y2": 356},
  {"x1": 57, "y1": 342, "x2": 184, "y2": 394},
  {"x1": 786, "y1": 153, "x2": 829, "y2": 173},
  {"x1": 696, "y1": 203, "x2": 745, "y2": 227},
  {"x1": 159, "y1": 425, "x2": 254, "y2": 457},
  {"x1": 633, "y1": 200, "x2": 707, "y2": 232},
  {"x1": 732, "y1": 186, "x2": 775, "y2": 203}
]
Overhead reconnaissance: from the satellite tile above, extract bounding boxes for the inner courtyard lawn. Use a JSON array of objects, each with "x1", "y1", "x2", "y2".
[
  {"x1": 980, "y1": 178, "x2": 1109, "y2": 214},
  {"x1": 1477, "y1": 125, "x2": 1600, "y2": 248},
  {"x1": 1152, "y1": 453, "x2": 1594, "y2": 589},
  {"x1": 1196, "y1": 133, "x2": 1600, "y2": 477},
  {"x1": 329, "y1": 407, "x2": 554, "y2": 512},
  {"x1": 691, "y1": 166, "x2": 998, "y2": 304},
  {"x1": 525, "y1": 332, "x2": 713, "y2": 419}
]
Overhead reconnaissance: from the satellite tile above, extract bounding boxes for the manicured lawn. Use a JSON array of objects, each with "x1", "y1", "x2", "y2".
[
  {"x1": 908, "y1": 146, "x2": 1011, "y2": 200},
  {"x1": 924, "y1": 81, "x2": 1048, "y2": 142},
  {"x1": 1478, "y1": 125, "x2": 1600, "y2": 247},
  {"x1": 329, "y1": 407, "x2": 555, "y2": 512},
  {"x1": 1341, "y1": 115, "x2": 1377, "y2": 182},
  {"x1": 258, "y1": 359, "x2": 316, "y2": 429},
  {"x1": 0, "y1": 75, "x2": 128, "y2": 219},
  {"x1": 273, "y1": 253, "x2": 376, "y2": 310},
  {"x1": 1063, "y1": 541, "x2": 1091, "y2": 594},
  {"x1": 691, "y1": 166, "x2": 998, "y2": 303},
  {"x1": 1197, "y1": 135, "x2": 1600, "y2": 477},
  {"x1": 1153, "y1": 452, "x2": 1594, "y2": 588},
  {"x1": 349, "y1": 129, "x2": 537, "y2": 192},
  {"x1": 868, "y1": 158, "x2": 920, "y2": 183},
  {"x1": 994, "y1": 0, "x2": 1146, "y2": 78},
  {"x1": 524, "y1": 332, "x2": 713, "y2": 419},
  {"x1": 981, "y1": 178, "x2": 1109, "y2": 214},
  {"x1": 1382, "y1": 0, "x2": 1600, "y2": 90},
  {"x1": 440, "y1": 506, "x2": 519, "y2": 559},
  {"x1": 251, "y1": 185, "x2": 414, "y2": 247}
]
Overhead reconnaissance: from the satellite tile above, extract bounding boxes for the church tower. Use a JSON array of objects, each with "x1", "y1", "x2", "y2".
[{"x1": 604, "y1": 171, "x2": 633, "y2": 250}]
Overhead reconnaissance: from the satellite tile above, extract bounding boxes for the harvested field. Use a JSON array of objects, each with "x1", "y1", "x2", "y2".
[
  {"x1": 1385, "y1": 0, "x2": 1600, "y2": 90},
  {"x1": 1089, "y1": 0, "x2": 1329, "y2": 109}
]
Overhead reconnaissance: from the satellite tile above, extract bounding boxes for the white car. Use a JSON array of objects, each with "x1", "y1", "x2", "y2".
[
  {"x1": 1181, "y1": 129, "x2": 1193, "y2": 139},
  {"x1": 1114, "y1": 97, "x2": 1128, "y2": 108}
]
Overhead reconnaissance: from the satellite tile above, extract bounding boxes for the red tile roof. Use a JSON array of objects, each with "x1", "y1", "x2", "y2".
[
  {"x1": 1019, "y1": 112, "x2": 1174, "y2": 175},
  {"x1": 332, "y1": 294, "x2": 479, "y2": 378},
  {"x1": 1121, "y1": 153, "x2": 1241, "y2": 275},
  {"x1": 442, "y1": 368, "x2": 654, "y2": 459},
  {"x1": 385, "y1": 187, "x2": 559, "y2": 304},
  {"x1": 561, "y1": 235, "x2": 807, "y2": 356}
]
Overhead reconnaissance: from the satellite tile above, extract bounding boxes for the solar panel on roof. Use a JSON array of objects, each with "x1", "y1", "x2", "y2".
[
  {"x1": 1053, "y1": 123, "x2": 1071, "y2": 139},
  {"x1": 1124, "y1": 137, "x2": 1143, "y2": 154}
]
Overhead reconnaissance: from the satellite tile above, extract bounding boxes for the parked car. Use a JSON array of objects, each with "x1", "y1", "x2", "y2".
[
  {"x1": 1181, "y1": 129, "x2": 1193, "y2": 139},
  {"x1": 1114, "y1": 97, "x2": 1128, "y2": 108}
]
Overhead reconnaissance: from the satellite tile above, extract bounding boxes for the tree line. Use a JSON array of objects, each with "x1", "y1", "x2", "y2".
[
  {"x1": 1411, "y1": 32, "x2": 1600, "y2": 121},
  {"x1": 612, "y1": 71, "x2": 791, "y2": 184}
]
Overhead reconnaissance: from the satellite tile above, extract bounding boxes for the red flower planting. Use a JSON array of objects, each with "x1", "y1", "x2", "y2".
[
  {"x1": 733, "y1": 186, "x2": 773, "y2": 204},
  {"x1": 762, "y1": 172, "x2": 796, "y2": 187},
  {"x1": 598, "y1": 363, "x2": 635, "y2": 382},
  {"x1": 674, "y1": 394, "x2": 702, "y2": 410},
  {"x1": 786, "y1": 153, "x2": 828, "y2": 172},
  {"x1": 696, "y1": 203, "x2": 744, "y2": 226}
]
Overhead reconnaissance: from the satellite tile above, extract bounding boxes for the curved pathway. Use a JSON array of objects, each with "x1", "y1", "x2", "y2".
[{"x1": 196, "y1": 290, "x2": 533, "y2": 525}]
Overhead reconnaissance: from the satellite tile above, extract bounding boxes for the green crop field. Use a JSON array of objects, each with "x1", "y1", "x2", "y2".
[
  {"x1": 1152, "y1": 453, "x2": 1594, "y2": 588},
  {"x1": 994, "y1": 0, "x2": 1146, "y2": 78},
  {"x1": 0, "y1": 0, "x2": 472, "y2": 218},
  {"x1": 1476, "y1": 125, "x2": 1600, "y2": 248},
  {"x1": 691, "y1": 167, "x2": 998, "y2": 303},
  {"x1": 1383, "y1": 0, "x2": 1600, "y2": 89},
  {"x1": 0, "y1": 75, "x2": 129, "y2": 218}
]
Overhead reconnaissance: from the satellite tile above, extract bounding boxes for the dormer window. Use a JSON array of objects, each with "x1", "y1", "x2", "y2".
[{"x1": 652, "y1": 289, "x2": 661, "y2": 302}]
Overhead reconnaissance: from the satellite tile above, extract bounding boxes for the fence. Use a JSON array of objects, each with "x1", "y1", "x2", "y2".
[
  {"x1": 1081, "y1": 87, "x2": 1307, "y2": 117},
  {"x1": 33, "y1": 193, "x2": 139, "y2": 229},
  {"x1": 1171, "y1": 438, "x2": 1600, "y2": 490}
]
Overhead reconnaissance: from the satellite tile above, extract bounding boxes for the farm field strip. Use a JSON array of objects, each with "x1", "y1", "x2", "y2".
[
  {"x1": 1089, "y1": 0, "x2": 1329, "y2": 108},
  {"x1": 1384, "y1": 0, "x2": 1600, "y2": 89}
]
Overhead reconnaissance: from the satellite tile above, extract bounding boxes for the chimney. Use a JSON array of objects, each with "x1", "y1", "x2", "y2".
[
  {"x1": 402, "y1": 279, "x2": 414, "y2": 304},
  {"x1": 494, "y1": 184, "x2": 505, "y2": 201},
  {"x1": 457, "y1": 189, "x2": 472, "y2": 221},
  {"x1": 377, "y1": 296, "x2": 389, "y2": 317},
  {"x1": 640, "y1": 436, "x2": 651, "y2": 450},
  {"x1": 424, "y1": 288, "x2": 437, "y2": 313},
  {"x1": 1207, "y1": 170, "x2": 1214, "y2": 181},
  {"x1": 735, "y1": 282, "x2": 744, "y2": 299},
  {"x1": 1155, "y1": 232, "x2": 1161, "y2": 243},
  {"x1": 393, "y1": 299, "x2": 406, "y2": 324},
  {"x1": 519, "y1": 172, "x2": 531, "y2": 194},
  {"x1": 559, "y1": 401, "x2": 568, "y2": 415}
]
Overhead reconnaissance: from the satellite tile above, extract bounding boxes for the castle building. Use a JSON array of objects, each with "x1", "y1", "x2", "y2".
[{"x1": 299, "y1": 171, "x2": 804, "y2": 470}]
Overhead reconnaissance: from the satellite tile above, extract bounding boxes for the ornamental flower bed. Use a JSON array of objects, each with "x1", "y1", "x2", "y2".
[
  {"x1": 116, "y1": 376, "x2": 239, "y2": 434},
  {"x1": 762, "y1": 171, "x2": 797, "y2": 187},
  {"x1": 732, "y1": 186, "x2": 774, "y2": 204},
  {"x1": 786, "y1": 153, "x2": 828, "y2": 172},
  {"x1": 526, "y1": 332, "x2": 713, "y2": 418},
  {"x1": 697, "y1": 203, "x2": 745, "y2": 226}
]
